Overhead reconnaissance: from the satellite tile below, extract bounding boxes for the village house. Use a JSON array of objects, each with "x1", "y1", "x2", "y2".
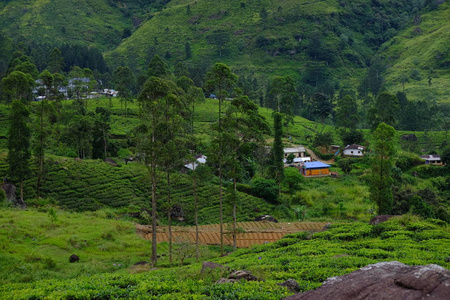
[
  {"x1": 300, "y1": 161, "x2": 331, "y2": 177},
  {"x1": 343, "y1": 144, "x2": 365, "y2": 157},
  {"x1": 284, "y1": 156, "x2": 311, "y2": 167},
  {"x1": 183, "y1": 154, "x2": 207, "y2": 171},
  {"x1": 420, "y1": 155, "x2": 444, "y2": 166},
  {"x1": 284, "y1": 146, "x2": 306, "y2": 158}
]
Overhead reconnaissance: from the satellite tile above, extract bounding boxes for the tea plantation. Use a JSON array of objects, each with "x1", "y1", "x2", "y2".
[{"x1": 1, "y1": 216, "x2": 448, "y2": 299}]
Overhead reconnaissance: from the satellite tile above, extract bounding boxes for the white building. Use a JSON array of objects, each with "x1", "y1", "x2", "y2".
[
  {"x1": 343, "y1": 144, "x2": 365, "y2": 157},
  {"x1": 284, "y1": 146, "x2": 306, "y2": 158},
  {"x1": 420, "y1": 155, "x2": 443, "y2": 166}
]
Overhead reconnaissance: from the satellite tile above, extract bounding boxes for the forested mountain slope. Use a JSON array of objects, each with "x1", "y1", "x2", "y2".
[{"x1": 0, "y1": 0, "x2": 448, "y2": 102}]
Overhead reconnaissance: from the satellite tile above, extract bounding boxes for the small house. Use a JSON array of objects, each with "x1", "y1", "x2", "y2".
[
  {"x1": 284, "y1": 156, "x2": 311, "y2": 167},
  {"x1": 420, "y1": 155, "x2": 443, "y2": 166},
  {"x1": 183, "y1": 154, "x2": 207, "y2": 171},
  {"x1": 284, "y1": 146, "x2": 306, "y2": 158},
  {"x1": 300, "y1": 161, "x2": 331, "y2": 177},
  {"x1": 343, "y1": 144, "x2": 365, "y2": 157}
]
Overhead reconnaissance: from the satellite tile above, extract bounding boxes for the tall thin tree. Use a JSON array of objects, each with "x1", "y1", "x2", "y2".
[
  {"x1": 205, "y1": 63, "x2": 237, "y2": 254},
  {"x1": 7, "y1": 100, "x2": 31, "y2": 206}
]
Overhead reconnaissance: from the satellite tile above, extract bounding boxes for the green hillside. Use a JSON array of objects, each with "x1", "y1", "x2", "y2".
[
  {"x1": 1, "y1": 216, "x2": 448, "y2": 298},
  {"x1": 382, "y1": 1, "x2": 450, "y2": 102},
  {"x1": 0, "y1": 0, "x2": 167, "y2": 51}
]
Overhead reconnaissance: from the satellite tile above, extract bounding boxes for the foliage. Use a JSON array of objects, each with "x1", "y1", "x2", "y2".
[
  {"x1": 283, "y1": 168, "x2": 303, "y2": 194},
  {"x1": 251, "y1": 177, "x2": 279, "y2": 204},
  {"x1": 1, "y1": 218, "x2": 448, "y2": 298},
  {"x1": 368, "y1": 92, "x2": 399, "y2": 130},
  {"x1": 7, "y1": 100, "x2": 31, "y2": 202},
  {"x1": 271, "y1": 112, "x2": 284, "y2": 189},
  {"x1": 370, "y1": 123, "x2": 396, "y2": 214}
]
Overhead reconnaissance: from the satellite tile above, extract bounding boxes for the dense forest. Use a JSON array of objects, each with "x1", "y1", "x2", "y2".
[{"x1": 0, "y1": 0, "x2": 449, "y2": 298}]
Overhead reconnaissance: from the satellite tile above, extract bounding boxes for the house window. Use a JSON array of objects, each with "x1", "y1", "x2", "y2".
[
  {"x1": 351, "y1": 151, "x2": 353, "y2": 154},
  {"x1": 358, "y1": 151, "x2": 360, "y2": 154}
]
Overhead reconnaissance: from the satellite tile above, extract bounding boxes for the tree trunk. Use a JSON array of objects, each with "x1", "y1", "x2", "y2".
[
  {"x1": 151, "y1": 126, "x2": 158, "y2": 267},
  {"x1": 20, "y1": 179, "x2": 24, "y2": 203},
  {"x1": 37, "y1": 101, "x2": 45, "y2": 199},
  {"x1": 167, "y1": 171, "x2": 173, "y2": 265},
  {"x1": 233, "y1": 177, "x2": 237, "y2": 251},
  {"x1": 218, "y1": 96, "x2": 224, "y2": 255},
  {"x1": 193, "y1": 170, "x2": 199, "y2": 261},
  {"x1": 103, "y1": 128, "x2": 107, "y2": 159},
  {"x1": 151, "y1": 164, "x2": 157, "y2": 267}
]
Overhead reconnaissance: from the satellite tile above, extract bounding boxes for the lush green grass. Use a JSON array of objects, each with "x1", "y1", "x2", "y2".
[
  {"x1": 292, "y1": 175, "x2": 372, "y2": 222},
  {"x1": 382, "y1": 2, "x2": 450, "y2": 103},
  {"x1": 1, "y1": 217, "x2": 448, "y2": 299},
  {"x1": 0, "y1": 207, "x2": 228, "y2": 286}
]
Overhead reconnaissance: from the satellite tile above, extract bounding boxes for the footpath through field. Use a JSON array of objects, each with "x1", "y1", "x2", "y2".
[{"x1": 136, "y1": 221, "x2": 329, "y2": 248}]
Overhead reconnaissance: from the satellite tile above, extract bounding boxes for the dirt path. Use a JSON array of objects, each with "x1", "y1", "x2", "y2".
[{"x1": 302, "y1": 146, "x2": 335, "y2": 164}]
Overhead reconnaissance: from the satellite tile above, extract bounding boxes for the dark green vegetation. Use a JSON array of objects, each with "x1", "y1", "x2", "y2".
[
  {"x1": 0, "y1": 0, "x2": 449, "y2": 103},
  {"x1": 1, "y1": 216, "x2": 448, "y2": 299},
  {"x1": 0, "y1": 0, "x2": 449, "y2": 297}
]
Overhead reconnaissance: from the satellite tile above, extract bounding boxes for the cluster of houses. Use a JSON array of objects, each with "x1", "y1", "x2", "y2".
[
  {"x1": 33, "y1": 77, "x2": 119, "y2": 100},
  {"x1": 182, "y1": 142, "x2": 444, "y2": 179}
]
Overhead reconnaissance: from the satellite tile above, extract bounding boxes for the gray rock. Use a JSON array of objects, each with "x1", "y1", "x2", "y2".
[
  {"x1": 69, "y1": 254, "x2": 79, "y2": 263},
  {"x1": 284, "y1": 261, "x2": 450, "y2": 300},
  {"x1": 228, "y1": 270, "x2": 260, "y2": 281},
  {"x1": 1, "y1": 180, "x2": 25, "y2": 209},
  {"x1": 201, "y1": 261, "x2": 229, "y2": 273},
  {"x1": 216, "y1": 278, "x2": 236, "y2": 284},
  {"x1": 277, "y1": 279, "x2": 300, "y2": 293}
]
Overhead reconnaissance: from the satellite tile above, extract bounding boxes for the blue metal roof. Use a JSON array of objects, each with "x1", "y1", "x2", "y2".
[{"x1": 304, "y1": 161, "x2": 331, "y2": 169}]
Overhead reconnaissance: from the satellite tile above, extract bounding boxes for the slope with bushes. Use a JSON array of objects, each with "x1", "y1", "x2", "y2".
[{"x1": 1, "y1": 217, "x2": 448, "y2": 298}]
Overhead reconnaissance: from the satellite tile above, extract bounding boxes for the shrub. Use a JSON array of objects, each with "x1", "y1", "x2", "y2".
[
  {"x1": 250, "y1": 177, "x2": 279, "y2": 203},
  {"x1": 395, "y1": 151, "x2": 423, "y2": 171},
  {"x1": 337, "y1": 158, "x2": 354, "y2": 174}
]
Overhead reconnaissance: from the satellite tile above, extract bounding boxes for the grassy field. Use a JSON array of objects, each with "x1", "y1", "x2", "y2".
[
  {"x1": 0, "y1": 207, "x2": 230, "y2": 286},
  {"x1": 1, "y1": 215, "x2": 448, "y2": 298}
]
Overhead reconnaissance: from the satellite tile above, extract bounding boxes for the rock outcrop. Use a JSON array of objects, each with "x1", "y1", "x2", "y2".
[
  {"x1": 1, "y1": 179, "x2": 25, "y2": 209},
  {"x1": 69, "y1": 254, "x2": 80, "y2": 263},
  {"x1": 216, "y1": 270, "x2": 261, "y2": 284},
  {"x1": 277, "y1": 279, "x2": 301, "y2": 293},
  {"x1": 285, "y1": 261, "x2": 450, "y2": 300}
]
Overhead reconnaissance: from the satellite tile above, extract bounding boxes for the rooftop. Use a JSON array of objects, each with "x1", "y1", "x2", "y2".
[{"x1": 304, "y1": 161, "x2": 331, "y2": 169}]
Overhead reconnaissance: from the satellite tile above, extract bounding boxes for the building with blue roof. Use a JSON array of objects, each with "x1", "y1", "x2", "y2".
[{"x1": 301, "y1": 161, "x2": 331, "y2": 177}]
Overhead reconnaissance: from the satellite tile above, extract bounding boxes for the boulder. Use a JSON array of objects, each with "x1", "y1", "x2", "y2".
[
  {"x1": 170, "y1": 204, "x2": 185, "y2": 221},
  {"x1": 104, "y1": 158, "x2": 118, "y2": 167},
  {"x1": 201, "y1": 261, "x2": 229, "y2": 273},
  {"x1": 401, "y1": 134, "x2": 418, "y2": 141},
  {"x1": 69, "y1": 254, "x2": 80, "y2": 263},
  {"x1": 1, "y1": 179, "x2": 25, "y2": 209},
  {"x1": 277, "y1": 279, "x2": 300, "y2": 293},
  {"x1": 255, "y1": 215, "x2": 279, "y2": 223},
  {"x1": 228, "y1": 270, "x2": 260, "y2": 281},
  {"x1": 369, "y1": 215, "x2": 396, "y2": 225},
  {"x1": 216, "y1": 278, "x2": 236, "y2": 284},
  {"x1": 284, "y1": 261, "x2": 450, "y2": 300}
]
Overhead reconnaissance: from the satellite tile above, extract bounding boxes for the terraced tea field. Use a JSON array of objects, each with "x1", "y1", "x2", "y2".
[{"x1": 137, "y1": 221, "x2": 329, "y2": 248}]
